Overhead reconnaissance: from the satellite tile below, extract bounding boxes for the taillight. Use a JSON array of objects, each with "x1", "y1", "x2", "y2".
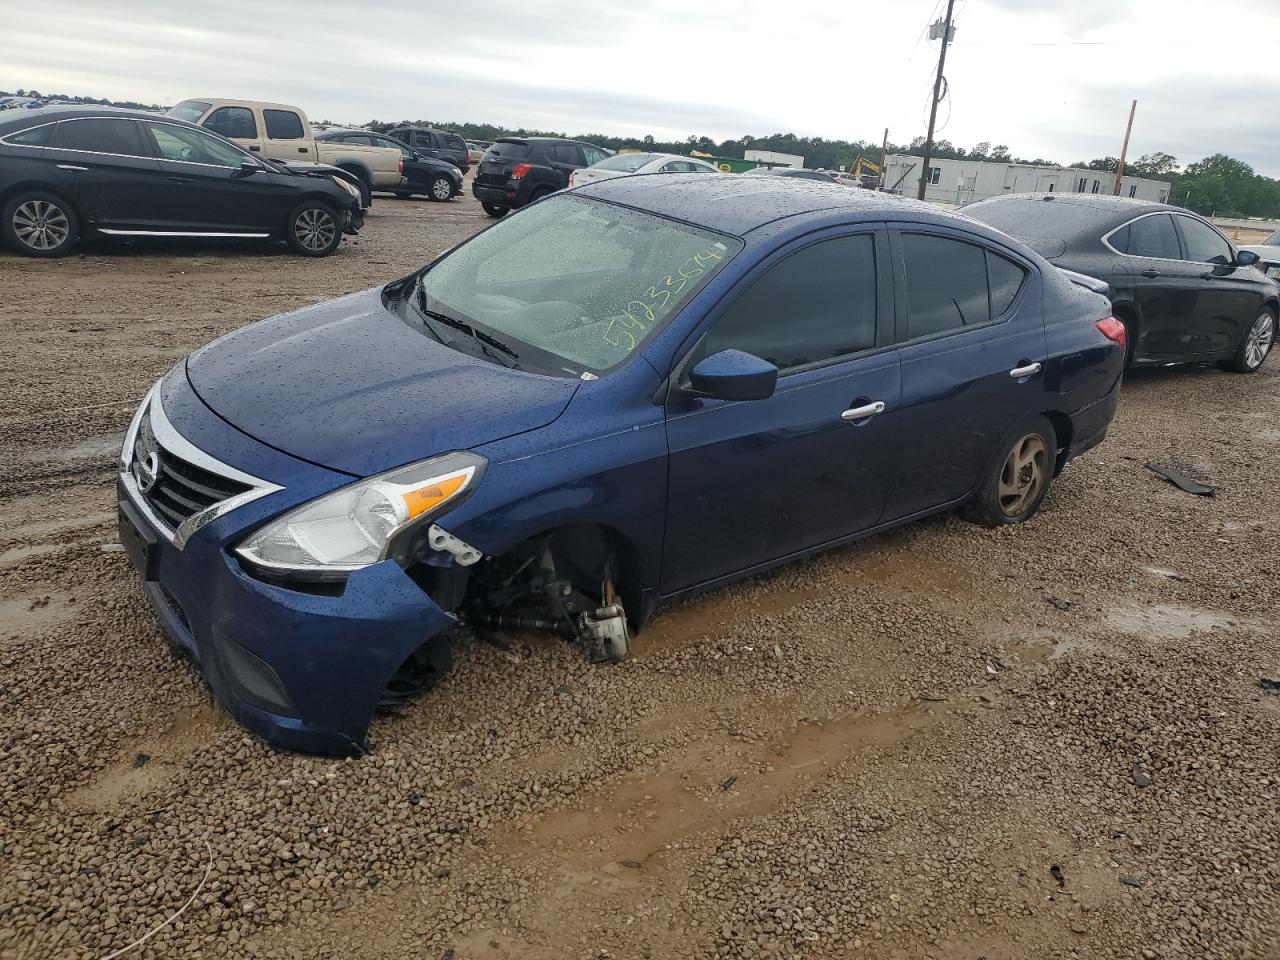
[
  {"x1": 1096, "y1": 316, "x2": 1127, "y2": 353},
  {"x1": 399, "y1": 157, "x2": 404, "y2": 175},
  {"x1": 568, "y1": 172, "x2": 576, "y2": 187},
  {"x1": 511, "y1": 162, "x2": 532, "y2": 180}
]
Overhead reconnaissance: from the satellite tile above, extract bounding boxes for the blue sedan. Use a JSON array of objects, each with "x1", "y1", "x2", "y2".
[{"x1": 117, "y1": 174, "x2": 1125, "y2": 755}]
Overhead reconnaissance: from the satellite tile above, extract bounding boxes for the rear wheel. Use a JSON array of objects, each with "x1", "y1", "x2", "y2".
[
  {"x1": 2, "y1": 192, "x2": 79, "y2": 257},
  {"x1": 482, "y1": 201, "x2": 508, "y2": 218},
  {"x1": 962, "y1": 416, "x2": 1057, "y2": 527},
  {"x1": 428, "y1": 175, "x2": 454, "y2": 202},
  {"x1": 1224, "y1": 309, "x2": 1275, "y2": 373},
  {"x1": 286, "y1": 201, "x2": 341, "y2": 257}
]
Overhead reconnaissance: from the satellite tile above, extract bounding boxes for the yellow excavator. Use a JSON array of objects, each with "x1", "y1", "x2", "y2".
[{"x1": 851, "y1": 155, "x2": 882, "y2": 188}]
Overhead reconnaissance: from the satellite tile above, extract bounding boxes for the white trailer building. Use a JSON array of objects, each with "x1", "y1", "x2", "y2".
[
  {"x1": 883, "y1": 154, "x2": 1171, "y2": 206},
  {"x1": 744, "y1": 148, "x2": 805, "y2": 169}
]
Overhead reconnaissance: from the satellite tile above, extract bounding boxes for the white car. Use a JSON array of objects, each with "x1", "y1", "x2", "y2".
[
  {"x1": 1239, "y1": 229, "x2": 1280, "y2": 280},
  {"x1": 569, "y1": 152, "x2": 720, "y2": 187}
]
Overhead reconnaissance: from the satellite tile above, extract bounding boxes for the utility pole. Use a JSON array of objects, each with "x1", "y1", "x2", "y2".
[
  {"x1": 880, "y1": 127, "x2": 888, "y2": 190},
  {"x1": 1113, "y1": 99, "x2": 1137, "y2": 195},
  {"x1": 918, "y1": 0, "x2": 957, "y2": 201}
]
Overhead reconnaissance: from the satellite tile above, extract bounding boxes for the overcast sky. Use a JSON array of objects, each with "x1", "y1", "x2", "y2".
[{"x1": 4, "y1": 0, "x2": 1279, "y2": 176}]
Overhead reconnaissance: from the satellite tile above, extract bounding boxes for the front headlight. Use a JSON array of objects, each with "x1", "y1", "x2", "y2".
[
  {"x1": 236, "y1": 451, "x2": 484, "y2": 581},
  {"x1": 331, "y1": 175, "x2": 361, "y2": 200},
  {"x1": 449, "y1": 165, "x2": 462, "y2": 178}
]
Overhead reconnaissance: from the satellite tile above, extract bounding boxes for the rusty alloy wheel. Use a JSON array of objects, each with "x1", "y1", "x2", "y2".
[{"x1": 997, "y1": 433, "x2": 1048, "y2": 517}]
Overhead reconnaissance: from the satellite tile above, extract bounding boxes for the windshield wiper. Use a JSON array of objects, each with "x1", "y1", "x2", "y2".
[{"x1": 414, "y1": 291, "x2": 521, "y2": 369}]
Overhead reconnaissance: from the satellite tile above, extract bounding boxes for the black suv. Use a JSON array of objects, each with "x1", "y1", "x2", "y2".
[
  {"x1": 473, "y1": 137, "x2": 611, "y2": 217},
  {"x1": 0, "y1": 106, "x2": 363, "y2": 257},
  {"x1": 316, "y1": 130, "x2": 462, "y2": 201},
  {"x1": 385, "y1": 127, "x2": 470, "y2": 174}
]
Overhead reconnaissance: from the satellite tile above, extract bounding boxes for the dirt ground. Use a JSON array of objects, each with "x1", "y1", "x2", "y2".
[{"x1": 1, "y1": 188, "x2": 1277, "y2": 960}]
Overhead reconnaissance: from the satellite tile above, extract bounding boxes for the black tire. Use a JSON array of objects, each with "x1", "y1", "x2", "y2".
[
  {"x1": 1222, "y1": 308, "x2": 1275, "y2": 373},
  {"x1": 482, "y1": 202, "x2": 508, "y2": 219},
  {"x1": 428, "y1": 175, "x2": 455, "y2": 202},
  {"x1": 285, "y1": 200, "x2": 342, "y2": 257},
  {"x1": 2, "y1": 191, "x2": 80, "y2": 257},
  {"x1": 961, "y1": 415, "x2": 1057, "y2": 527}
]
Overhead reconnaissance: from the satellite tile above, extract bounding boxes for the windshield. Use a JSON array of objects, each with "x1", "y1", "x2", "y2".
[
  {"x1": 416, "y1": 195, "x2": 740, "y2": 376},
  {"x1": 964, "y1": 196, "x2": 1111, "y2": 241},
  {"x1": 167, "y1": 100, "x2": 211, "y2": 123},
  {"x1": 1263, "y1": 230, "x2": 1280, "y2": 246},
  {"x1": 592, "y1": 153, "x2": 656, "y2": 172}
]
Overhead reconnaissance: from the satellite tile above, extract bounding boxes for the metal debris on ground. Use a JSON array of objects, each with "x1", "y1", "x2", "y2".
[
  {"x1": 721, "y1": 776, "x2": 737, "y2": 791},
  {"x1": 1145, "y1": 462, "x2": 1215, "y2": 496},
  {"x1": 1048, "y1": 597, "x2": 1075, "y2": 611},
  {"x1": 1131, "y1": 761, "x2": 1152, "y2": 787},
  {"x1": 1050, "y1": 864, "x2": 1066, "y2": 887},
  {"x1": 1261, "y1": 677, "x2": 1280, "y2": 695}
]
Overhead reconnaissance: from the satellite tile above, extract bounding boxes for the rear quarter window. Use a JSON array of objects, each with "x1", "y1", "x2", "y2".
[{"x1": 4, "y1": 124, "x2": 51, "y2": 146}]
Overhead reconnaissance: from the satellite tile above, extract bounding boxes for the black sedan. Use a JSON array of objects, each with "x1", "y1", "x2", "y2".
[
  {"x1": 315, "y1": 130, "x2": 463, "y2": 202},
  {"x1": 964, "y1": 193, "x2": 1277, "y2": 373},
  {"x1": 0, "y1": 106, "x2": 364, "y2": 258}
]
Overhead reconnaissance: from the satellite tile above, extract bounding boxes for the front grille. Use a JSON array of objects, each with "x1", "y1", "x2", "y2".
[{"x1": 133, "y1": 414, "x2": 251, "y2": 531}]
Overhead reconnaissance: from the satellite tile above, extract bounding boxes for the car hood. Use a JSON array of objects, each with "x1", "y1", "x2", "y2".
[{"x1": 185, "y1": 288, "x2": 580, "y2": 476}]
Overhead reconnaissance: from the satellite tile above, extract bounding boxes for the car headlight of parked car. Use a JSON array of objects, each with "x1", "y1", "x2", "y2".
[
  {"x1": 331, "y1": 176, "x2": 362, "y2": 202},
  {"x1": 236, "y1": 451, "x2": 485, "y2": 580},
  {"x1": 449, "y1": 166, "x2": 462, "y2": 178}
]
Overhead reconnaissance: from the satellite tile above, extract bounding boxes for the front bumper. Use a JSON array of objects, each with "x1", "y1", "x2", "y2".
[
  {"x1": 117, "y1": 377, "x2": 455, "y2": 756},
  {"x1": 344, "y1": 202, "x2": 365, "y2": 234}
]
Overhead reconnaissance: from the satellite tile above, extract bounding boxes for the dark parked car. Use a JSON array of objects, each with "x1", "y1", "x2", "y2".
[
  {"x1": 316, "y1": 129, "x2": 462, "y2": 201},
  {"x1": 964, "y1": 193, "x2": 1278, "y2": 373},
  {"x1": 472, "y1": 137, "x2": 611, "y2": 218},
  {"x1": 744, "y1": 167, "x2": 842, "y2": 183},
  {"x1": 385, "y1": 126, "x2": 471, "y2": 174},
  {"x1": 117, "y1": 175, "x2": 1124, "y2": 755},
  {"x1": 0, "y1": 106, "x2": 363, "y2": 257}
]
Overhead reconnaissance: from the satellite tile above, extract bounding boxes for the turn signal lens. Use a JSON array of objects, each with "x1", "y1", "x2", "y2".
[
  {"x1": 1095, "y1": 316, "x2": 1127, "y2": 353},
  {"x1": 401, "y1": 472, "x2": 468, "y2": 519}
]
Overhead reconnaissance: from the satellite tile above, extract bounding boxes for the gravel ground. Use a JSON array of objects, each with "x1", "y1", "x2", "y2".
[{"x1": 1, "y1": 188, "x2": 1277, "y2": 960}]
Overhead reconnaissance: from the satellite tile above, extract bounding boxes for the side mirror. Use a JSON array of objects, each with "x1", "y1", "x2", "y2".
[
  {"x1": 232, "y1": 158, "x2": 260, "y2": 179},
  {"x1": 688, "y1": 349, "x2": 778, "y2": 401},
  {"x1": 1236, "y1": 249, "x2": 1260, "y2": 267}
]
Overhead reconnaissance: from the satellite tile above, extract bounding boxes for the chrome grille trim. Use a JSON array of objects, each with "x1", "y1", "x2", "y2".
[{"x1": 120, "y1": 381, "x2": 283, "y2": 549}]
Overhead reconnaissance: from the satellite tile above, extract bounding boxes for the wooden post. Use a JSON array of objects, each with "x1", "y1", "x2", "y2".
[{"x1": 1113, "y1": 99, "x2": 1137, "y2": 196}]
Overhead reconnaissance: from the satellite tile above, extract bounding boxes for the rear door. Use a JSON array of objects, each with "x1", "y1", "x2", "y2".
[
  {"x1": 478, "y1": 140, "x2": 530, "y2": 188},
  {"x1": 1106, "y1": 212, "x2": 1202, "y2": 360},
  {"x1": 260, "y1": 107, "x2": 312, "y2": 162},
  {"x1": 884, "y1": 226, "x2": 1042, "y2": 521},
  {"x1": 548, "y1": 143, "x2": 584, "y2": 186},
  {"x1": 662, "y1": 229, "x2": 900, "y2": 593},
  {"x1": 200, "y1": 105, "x2": 263, "y2": 156},
  {"x1": 141, "y1": 120, "x2": 287, "y2": 232},
  {"x1": 1173, "y1": 213, "x2": 1258, "y2": 356},
  {"x1": 45, "y1": 117, "x2": 165, "y2": 230}
]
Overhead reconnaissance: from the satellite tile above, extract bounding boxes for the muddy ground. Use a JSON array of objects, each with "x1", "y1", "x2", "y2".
[{"x1": 1, "y1": 189, "x2": 1277, "y2": 960}]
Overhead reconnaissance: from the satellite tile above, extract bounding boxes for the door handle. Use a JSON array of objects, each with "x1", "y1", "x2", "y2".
[
  {"x1": 1009, "y1": 362, "x2": 1042, "y2": 379},
  {"x1": 298, "y1": 147, "x2": 308, "y2": 153},
  {"x1": 1141, "y1": 269, "x2": 1160, "y2": 278},
  {"x1": 167, "y1": 176, "x2": 194, "y2": 185},
  {"x1": 56, "y1": 164, "x2": 89, "y2": 172},
  {"x1": 249, "y1": 145, "x2": 261, "y2": 152},
  {"x1": 841, "y1": 401, "x2": 886, "y2": 421}
]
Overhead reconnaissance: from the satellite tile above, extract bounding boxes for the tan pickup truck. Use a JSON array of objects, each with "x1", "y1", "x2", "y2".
[{"x1": 167, "y1": 99, "x2": 404, "y2": 206}]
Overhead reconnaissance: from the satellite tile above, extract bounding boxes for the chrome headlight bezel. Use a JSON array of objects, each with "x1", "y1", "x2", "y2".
[{"x1": 235, "y1": 451, "x2": 486, "y2": 583}]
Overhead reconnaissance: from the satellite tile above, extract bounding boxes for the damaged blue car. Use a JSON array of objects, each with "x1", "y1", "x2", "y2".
[{"x1": 118, "y1": 174, "x2": 1125, "y2": 755}]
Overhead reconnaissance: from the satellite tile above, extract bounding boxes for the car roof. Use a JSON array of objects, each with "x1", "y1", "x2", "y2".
[
  {"x1": 0, "y1": 104, "x2": 185, "y2": 132},
  {"x1": 574, "y1": 173, "x2": 941, "y2": 236},
  {"x1": 977, "y1": 191, "x2": 1178, "y2": 216}
]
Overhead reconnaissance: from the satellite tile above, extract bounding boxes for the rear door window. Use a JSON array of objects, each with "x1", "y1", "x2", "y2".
[
  {"x1": 703, "y1": 234, "x2": 878, "y2": 371},
  {"x1": 49, "y1": 118, "x2": 150, "y2": 157},
  {"x1": 1123, "y1": 214, "x2": 1181, "y2": 260},
  {"x1": 203, "y1": 106, "x2": 256, "y2": 139},
  {"x1": 263, "y1": 109, "x2": 305, "y2": 141},
  {"x1": 5, "y1": 124, "x2": 52, "y2": 146},
  {"x1": 899, "y1": 233, "x2": 991, "y2": 339},
  {"x1": 554, "y1": 143, "x2": 584, "y2": 165}
]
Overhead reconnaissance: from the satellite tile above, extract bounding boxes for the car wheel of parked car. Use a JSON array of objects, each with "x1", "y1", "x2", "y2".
[
  {"x1": 2, "y1": 192, "x2": 80, "y2": 258},
  {"x1": 1224, "y1": 309, "x2": 1275, "y2": 373},
  {"x1": 286, "y1": 201, "x2": 342, "y2": 257},
  {"x1": 482, "y1": 202, "x2": 509, "y2": 219},
  {"x1": 962, "y1": 416, "x2": 1057, "y2": 527},
  {"x1": 429, "y1": 176, "x2": 454, "y2": 202}
]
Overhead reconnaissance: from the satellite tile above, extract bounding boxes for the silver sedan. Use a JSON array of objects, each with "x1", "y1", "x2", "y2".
[{"x1": 569, "y1": 152, "x2": 721, "y2": 187}]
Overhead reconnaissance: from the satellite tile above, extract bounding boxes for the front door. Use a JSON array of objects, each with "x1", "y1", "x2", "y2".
[
  {"x1": 1174, "y1": 214, "x2": 1259, "y2": 356},
  {"x1": 141, "y1": 121, "x2": 287, "y2": 233},
  {"x1": 884, "y1": 227, "x2": 1044, "y2": 520},
  {"x1": 260, "y1": 108, "x2": 312, "y2": 163},
  {"x1": 662, "y1": 230, "x2": 899, "y2": 594},
  {"x1": 45, "y1": 117, "x2": 165, "y2": 230}
]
